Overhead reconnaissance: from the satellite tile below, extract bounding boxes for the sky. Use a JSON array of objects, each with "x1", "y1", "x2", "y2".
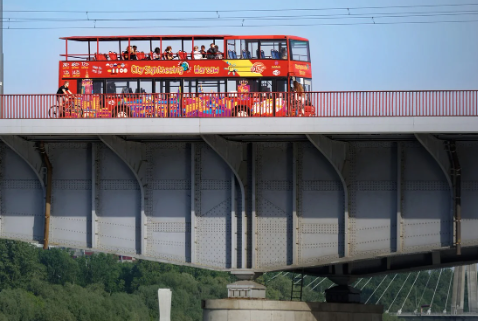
[{"x1": 2, "y1": 0, "x2": 478, "y2": 94}]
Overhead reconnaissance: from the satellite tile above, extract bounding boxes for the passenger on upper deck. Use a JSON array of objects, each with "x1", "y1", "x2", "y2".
[
  {"x1": 193, "y1": 46, "x2": 203, "y2": 60},
  {"x1": 132, "y1": 46, "x2": 138, "y2": 60},
  {"x1": 200, "y1": 45, "x2": 207, "y2": 58},
  {"x1": 207, "y1": 43, "x2": 217, "y2": 59},
  {"x1": 124, "y1": 46, "x2": 136, "y2": 60},
  {"x1": 152, "y1": 47, "x2": 161, "y2": 60},
  {"x1": 164, "y1": 46, "x2": 174, "y2": 60},
  {"x1": 280, "y1": 48, "x2": 288, "y2": 59},
  {"x1": 215, "y1": 45, "x2": 223, "y2": 59}
]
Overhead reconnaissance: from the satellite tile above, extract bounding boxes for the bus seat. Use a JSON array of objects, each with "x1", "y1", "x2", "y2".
[
  {"x1": 246, "y1": 51, "x2": 252, "y2": 59},
  {"x1": 95, "y1": 53, "x2": 107, "y2": 61},
  {"x1": 178, "y1": 51, "x2": 187, "y2": 60},
  {"x1": 108, "y1": 52, "x2": 118, "y2": 60},
  {"x1": 242, "y1": 50, "x2": 248, "y2": 59},
  {"x1": 233, "y1": 51, "x2": 237, "y2": 59},
  {"x1": 260, "y1": 50, "x2": 265, "y2": 59},
  {"x1": 272, "y1": 50, "x2": 280, "y2": 59}
]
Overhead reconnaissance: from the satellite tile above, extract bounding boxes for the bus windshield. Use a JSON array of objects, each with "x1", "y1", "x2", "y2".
[{"x1": 290, "y1": 40, "x2": 310, "y2": 62}]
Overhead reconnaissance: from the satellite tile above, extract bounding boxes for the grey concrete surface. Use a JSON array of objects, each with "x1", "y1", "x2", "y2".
[
  {"x1": 1, "y1": 116, "x2": 478, "y2": 135},
  {"x1": 202, "y1": 299, "x2": 383, "y2": 321}
]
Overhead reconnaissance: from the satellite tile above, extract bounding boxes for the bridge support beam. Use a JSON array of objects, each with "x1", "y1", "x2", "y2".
[
  {"x1": 414, "y1": 134, "x2": 460, "y2": 253},
  {"x1": 0, "y1": 136, "x2": 45, "y2": 189},
  {"x1": 98, "y1": 136, "x2": 147, "y2": 255},
  {"x1": 201, "y1": 135, "x2": 247, "y2": 270},
  {"x1": 0, "y1": 136, "x2": 46, "y2": 245},
  {"x1": 306, "y1": 134, "x2": 350, "y2": 257}
]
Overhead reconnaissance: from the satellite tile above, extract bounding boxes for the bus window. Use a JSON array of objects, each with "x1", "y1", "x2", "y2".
[
  {"x1": 247, "y1": 41, "x2": 259, "y2": 59},
  {"x1": 260, "y1": 40, "x2": 287, "y2": 59},
  {"x1": 183, "y1": 80, "x2": 197, "y2": 93},
  {"x1": 139, "y1": 80, "x2": 152, "y2": 93},
  {"x1": 290, "y1": 40, "x2": 310, "y2": 62},
  {"x1": 198, "y1": 79, "x2": 225, "y2": 93},
  {"x1": 155, "y1": 80, "x2": 166, "y2": 93},
  {"x1": 260, "y1": 80, "x2": 273, "y2": 92},
  {"x1": 106, "y1": 80, "x2": 138, "y2": 94},
  {"x1": 277, "y1": 79, "x2": 287, "y2": 92},
  {"x1": 169, "y1": 80, "x2": 181, "y2": 94},
  {"x1": 93, "y1": 80, "x2": 104, "y2": 94},
  {"x1": 292, "y1": 78, "x2": 312, "y2": 92}
]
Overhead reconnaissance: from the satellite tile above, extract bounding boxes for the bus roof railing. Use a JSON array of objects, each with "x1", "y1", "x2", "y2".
[{"x1": 60, "y1": 35, "x2": 308, "y2": 42}]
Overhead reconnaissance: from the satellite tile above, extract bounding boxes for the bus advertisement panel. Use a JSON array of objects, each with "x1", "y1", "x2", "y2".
[{"x1": 60, "y1": 59, "x2": 304, "y2": 79}]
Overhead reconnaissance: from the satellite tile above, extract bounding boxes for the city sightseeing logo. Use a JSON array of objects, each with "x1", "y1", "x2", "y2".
[{"x1": 251, "y1": 62, "x2": 266, "y2": 74}]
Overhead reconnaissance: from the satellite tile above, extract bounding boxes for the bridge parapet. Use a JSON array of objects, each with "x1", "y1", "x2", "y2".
[{"x1": 0, "y1": 90, "x2": 477, "y2": 119}]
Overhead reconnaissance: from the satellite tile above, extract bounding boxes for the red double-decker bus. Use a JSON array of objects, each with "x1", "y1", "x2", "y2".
[{"x1": 58, "y1": 34, "x2": 313, "y2": 118}]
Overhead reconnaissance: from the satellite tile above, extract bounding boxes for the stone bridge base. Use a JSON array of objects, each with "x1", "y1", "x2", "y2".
[{"x1": 202, "y1": 299, "x2": 383, "y2": 321}]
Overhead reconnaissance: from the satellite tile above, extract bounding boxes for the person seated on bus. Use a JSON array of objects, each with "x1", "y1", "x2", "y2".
[
  {"x1": 164, "y1": 46, "x2": 174, "y2": 60},
  {"x1": 215, "y1": 45, "x2": 223, "y2": 59},
  {"x1": 124, "y1": 46, "x2": 136, "y2": 60},
  {"x1": 56, "y1": 81, "x2": 73, "y2": 114},
  {"x1": 193, "y1": 46, "x2": 203, "y2": 60},
  {"x1": 200, "y1": 45, "x2": 207, "y2": 58},
  {"x1": 207, "y1": 43, "x2": 217, "y2": 59},
  {"x1": 280, "y1": 47, "x2": 288, "y2": 59},
  {"x1": 152, "y1": 47, "x2": 161, "y2": 60},
  {"x1": 131, "y1": 45, "x2": 139, "y2": 60}
]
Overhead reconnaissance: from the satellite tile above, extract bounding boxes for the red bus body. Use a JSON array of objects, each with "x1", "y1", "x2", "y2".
[{"x1": 58, "y1": 35, "x2": 313, "y2": 118}]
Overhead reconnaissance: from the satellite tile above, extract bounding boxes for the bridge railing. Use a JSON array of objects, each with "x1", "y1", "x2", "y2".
[{"x1": 0, "y1": 90, "x2": 477, "y2": 119}]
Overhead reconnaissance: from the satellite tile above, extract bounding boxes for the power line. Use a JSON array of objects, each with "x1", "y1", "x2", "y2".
[
  {"x1": 4, "y1": 9, "x2": 478, "y2": 24},
  {"x1": 1, "y1": 18, "x2": 478, "y2": 30},
  {"x1": 4, "y1": 3, "x2": 478, "y2": 14}
]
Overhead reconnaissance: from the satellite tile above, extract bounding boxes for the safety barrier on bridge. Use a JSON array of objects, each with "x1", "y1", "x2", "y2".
[{"x1": 0, "y1": 90, "x2": 477, "y2": 119}]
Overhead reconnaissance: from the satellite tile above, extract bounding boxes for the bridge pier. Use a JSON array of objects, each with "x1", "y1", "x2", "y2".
[{"x1": 202, "y1": 299, "x2": 383, "y2": 321}]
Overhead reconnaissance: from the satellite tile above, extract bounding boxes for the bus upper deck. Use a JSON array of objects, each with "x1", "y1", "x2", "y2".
[
  {"x1": 59, "y1": 35, "x2": 312, "y2": 95},
  {"x1": 61, "y1": 35, "x2": 310, "y2": 62}
]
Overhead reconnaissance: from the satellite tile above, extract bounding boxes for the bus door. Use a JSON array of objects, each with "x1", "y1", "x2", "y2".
[{"x1": 258, "y1": 79, "x2": 288, "y2": 116}]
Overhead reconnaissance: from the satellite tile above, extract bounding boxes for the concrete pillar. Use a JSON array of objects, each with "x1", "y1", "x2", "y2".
[
  {"x1": 467, "y1": 264, "x2": 478, "y2": 313},
  {"x1": 202, "y1": 299, "x2": 383, "y2": 321},
  {"x1": 158, "y1": 289, "x2": 172, "y2": 321},
  {"x1": 451, "y1": 266, "x2": 465, "y2": 314}
]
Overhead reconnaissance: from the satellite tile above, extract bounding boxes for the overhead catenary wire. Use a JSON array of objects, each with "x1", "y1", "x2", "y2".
[
  {"x1": 5, "y1": 3, "x2": 478, "y2": 14},
  {"x1": 376, "y1": 274, "x2": 398, "y2": 304},
  {"x1": 5, "y1": 10, "x2": 478, "y2": 23},
  {"x1": 1, "y1": 18, "x2": 478, "y2": 30}
]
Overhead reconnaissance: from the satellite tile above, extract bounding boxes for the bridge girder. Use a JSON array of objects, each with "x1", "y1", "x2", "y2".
[{"x1": 0, "y1": 134, "x2": 477, "y2": 277}]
